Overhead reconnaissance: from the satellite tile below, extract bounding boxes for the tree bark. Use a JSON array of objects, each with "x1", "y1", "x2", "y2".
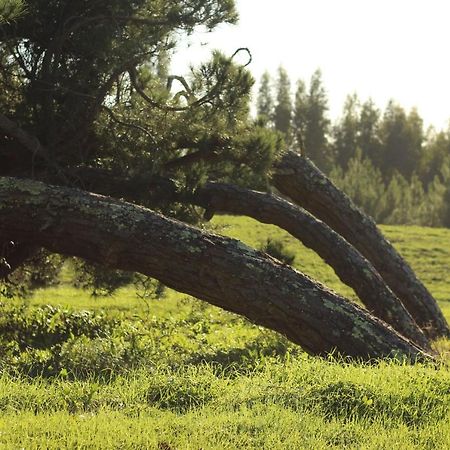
[
  {"x1": 192, "y1": 182, "x2": 430, "y2": 350},
  {"x1": 272, "y1": 150, "x2": 449, "y2": 339},
  {"x1": 0, "y1": 177, "x2": 430, "y2": 361}
]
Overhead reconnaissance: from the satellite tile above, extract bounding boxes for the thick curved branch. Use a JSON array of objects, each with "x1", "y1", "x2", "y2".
[
  {"x1": 0, "y1": 177, "x2": 430, "y2": 361},
  {"x1": 272, "y1": 150, "x2": 450, "y2": 339},
  {"x1": 67, "y1": 167, "x2": 178, "y2": 205},
  {"x1": 192, "y1": 182, "x2": 430, "y2": 350}
]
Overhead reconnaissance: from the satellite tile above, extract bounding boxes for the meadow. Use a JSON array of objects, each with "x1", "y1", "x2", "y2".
[{"x1": 0, "y1": 216, "x2": 449, "y2": 449}]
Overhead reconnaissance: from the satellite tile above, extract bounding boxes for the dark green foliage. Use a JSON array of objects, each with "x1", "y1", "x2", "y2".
[
  {"x1": 331, "y1": 97, "x2": 424, "y2": 179},
  {"x1": 379, "y1": 102, "x2": 424, "y2": 178},
  {"x1": 1, "y1": 251, "x2": 63, "y2": 298},
  {"x1": 330, "y1": 150, "x2": 385, "y2": 218},
  {"x1": 0, "y1": 0, "x2": 284, "y2": 293},
  {"x1": 419, "y1": 129, "x2": 450, "y2": 184},
  {"x1": 292, "y1": 78, "x2": 307, "y2": 150},
  {"x1": 293, "y1": 69, "x2": 332, "y2": 171},
  {"x1": 259, "y1": 238, "x2": 295, "y2": 266},
  {"x1": 0, "y1": 0, "x2": 25, "y2": 23},
  {"x1": 0, "y1": 298, "x2": 295, "y2": 379},
  {"x1": 274, "y1": 66, "x2": 292, "y2": 139},
  {"x1": 0, "y1": 0, "x2": 277, "y2": 206},
  {"x1": 332, "y1": 94, "x2": 360, "y2": 168},
  {"x1": 329, "y1": 94, "x2": 448, "y2": 226},
  {"x1": 330, "y1": 151, "x2": 450, "y2": 226},
  {"x1": 72, "y1": 261, "x2": 136, "y2": 297},
  {"x1": 256, "y1": 71, "x2": 274, "y2": 126},
  {"x1": 358, "y1": 99, "x2": 383, "y2": 167},
  {"x1": 257, "y1": 64, "x2": 448, "y2": 227},
  {"x1": 0, "y1": 302, "x2": 117, "y2": 376},
  {"x1": 0, "y1": 304, "x2": 114, "y2": 350},
  {"x1": 258, "y1": 64, "x2": 448, "y2": 228}
]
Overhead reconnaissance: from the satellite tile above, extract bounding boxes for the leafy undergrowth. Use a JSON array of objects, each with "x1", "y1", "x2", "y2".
[{"x1": 0, "y1": 218, "x2": 449, "y2": 448}]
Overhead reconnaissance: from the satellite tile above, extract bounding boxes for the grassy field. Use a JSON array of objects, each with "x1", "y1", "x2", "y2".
[{"x1": 0, "y1": 217, "x2": 449, "y2": 449}]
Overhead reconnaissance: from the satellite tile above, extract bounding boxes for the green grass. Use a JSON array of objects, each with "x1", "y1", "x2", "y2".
[
  {"x1": 0, "y1": 360, "x2": 449, "y2": 449},
  {"x1": 0, "y1": 217, "x2": 449, "y2": 449}
]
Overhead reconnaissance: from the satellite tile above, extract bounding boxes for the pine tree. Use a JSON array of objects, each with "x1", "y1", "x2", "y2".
[
  {"x1": 292, "y1": 78, "x2": 307, "y2": 152},
  {"x1": 293, "y1": 69, "x2": 331, "y2": 171},
  {"x1": 358, "y1": 99, "x2": 383, "y2": 167},
  {"x1": 274, "y1": 66, "x2": 292, "y2": 140},
  {"x1": 330, "y1": 149, "x2": 385, "y2": 219},
  {"x1": 256, "y1": 71, "x2": 274, "y2": 126},
  {"x1": 379, "y1": 101, "x2": 424, "y2": 178},
  {"x1": 333, "y1": 93, "x2": 360, "y2": 168},
  {"x1": 419, "y1": 128, "x2": 450, "y2": 184}
]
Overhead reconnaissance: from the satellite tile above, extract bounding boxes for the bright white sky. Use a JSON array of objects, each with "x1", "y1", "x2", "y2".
[{"x1": 171, "y1": 0, "x2": 450, "y2": 130}]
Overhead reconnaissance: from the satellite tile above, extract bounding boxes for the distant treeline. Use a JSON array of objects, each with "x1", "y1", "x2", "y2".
[{"x1": 256, "y1": 68, "x2": 450, "y2": 227}]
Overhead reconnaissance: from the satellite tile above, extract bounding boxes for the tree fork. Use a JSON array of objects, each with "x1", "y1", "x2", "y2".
[
  {"x1": 272, "y1": 150, "x2": 450, "y2": 339},
  {"x1": 192, "y1": 182, "x2": 430, "y2": 350},
  {"x1": 0, "y1": 177, "x2": 431, "y2": 361}
]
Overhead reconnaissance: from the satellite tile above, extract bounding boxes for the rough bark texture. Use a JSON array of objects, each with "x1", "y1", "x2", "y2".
[
  {"x1": 272, "y1": 150, "x2": 450, "y2": 339},
  {"x1": 193, "y1": 182, "x2": 430, "y2": 350},
  {"x1": 0, "y1": 177, "x2": 430, "y2": 361}
]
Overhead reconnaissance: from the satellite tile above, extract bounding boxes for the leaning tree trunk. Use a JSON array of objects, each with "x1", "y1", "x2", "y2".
[
  {"x1": 192, "y1": 182, "x2": 430, "y2": 350},
  {"x1": 272, "y1": 150, "x2": 450, "y2": 339},
  {"x1": 0, "y1": 177, "x2": 430, "y2": 361}
]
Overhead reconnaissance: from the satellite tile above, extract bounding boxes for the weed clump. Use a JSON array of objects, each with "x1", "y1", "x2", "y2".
[{"x1": 259, "y1": 238, "x2": 296, "y2": 265}]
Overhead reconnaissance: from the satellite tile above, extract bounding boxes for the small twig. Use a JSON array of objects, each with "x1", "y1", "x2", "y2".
[
  {"x1": 101, "y1": 105, "x2": 157, "y2": 145},
  {"x1": 129, "y1": 47, "x2": 253, "y2": 113}
]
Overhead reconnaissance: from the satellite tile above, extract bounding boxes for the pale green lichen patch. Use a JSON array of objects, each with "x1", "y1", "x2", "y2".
[
  {"x1": 164, "y1": 226, "x2": 206, "y2": 254},
  {"x1": 186, "y1": 245, "x2": 202, "y2": 254},
  {"x1": 321, "y1": 297, "x2": 346, "y2": 313},
  {"x1": 179, "y1": 228, "x2": 198, "y2": 241},
  {"x1": 232, "y1": 240, "x2": 259, "y2": 257},
  {"x1": 1, "y1": 177, "x2": 48, "y2": 195},
  {"x1": 351, "y1": 316, "x2": 382, "y2": 344}
]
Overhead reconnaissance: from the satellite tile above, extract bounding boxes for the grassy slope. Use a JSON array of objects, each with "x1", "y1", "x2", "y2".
[{"x1": 1, "y1": 218, "x2": 449, "y2": 449}]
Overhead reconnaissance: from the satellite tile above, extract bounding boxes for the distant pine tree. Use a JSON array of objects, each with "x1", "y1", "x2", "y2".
[
  {"x1": 333, "y1": 93, "x2": 360, "y2": 168},
  {"x1": 358, "y1": 99, "x2": 383, "y2": 168},
  {"x1": 256, "y1": 71, "x2": 274, "y2": 126},
  {"x1": 274, "y1": 66, "x2": 292, "y2": 140},
  {"x1": 293, "y1": 69, "x2": 331, "y2": 171},
  {"x1": 379, "y1": 101, "x2": 424, "y2": 179}
]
